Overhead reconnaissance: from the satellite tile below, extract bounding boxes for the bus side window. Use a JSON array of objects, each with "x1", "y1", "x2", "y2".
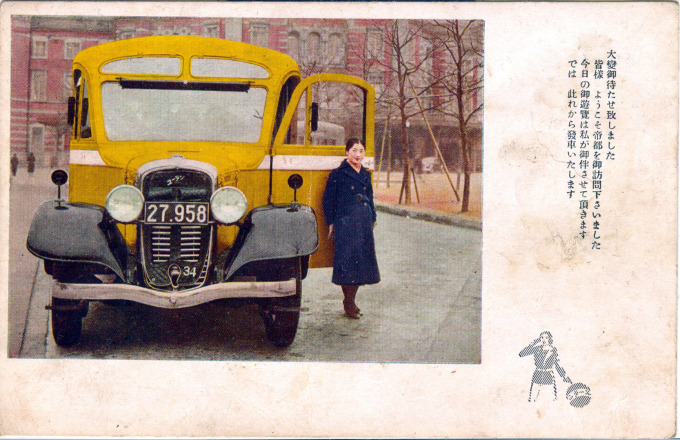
[
  {"x1": 280, "y1": 80, "x2": 368, "y2": 148},
  {"x1": 71, "y1": 70, "x2": 81, "y2": 139},
  {"x1": 308, "y1": 82, "x2": 366, "y2": 146},
  {"x1": 80, "y1": 78, "x2": 91, "y2": 138},
  {"x1": 275, "y1": 76, "x2": 300, "y2": 144},
  {"x1": 286, "y1": 89, "x2": 307, "y2": 146}
]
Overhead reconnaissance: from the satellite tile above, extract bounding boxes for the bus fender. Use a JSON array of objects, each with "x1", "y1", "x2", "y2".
[
  {"x1": 223, "y1": 204, "x2": 319, "y2": 281},
  {"x1": 26, "y1": 201, "x2": 127, "y2": 280}
]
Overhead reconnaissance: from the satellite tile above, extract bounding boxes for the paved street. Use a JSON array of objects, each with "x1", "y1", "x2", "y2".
[{"x1": 10, "y1": 168, "x2": 481, "y2": 363}]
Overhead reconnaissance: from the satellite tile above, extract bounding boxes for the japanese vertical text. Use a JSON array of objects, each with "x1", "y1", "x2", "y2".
[{"x1": 566, "y1": 50, "x2": 616, "y2": 250}]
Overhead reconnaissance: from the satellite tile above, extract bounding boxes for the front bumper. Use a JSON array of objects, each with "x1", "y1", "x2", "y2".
[{"x1": 52, "y1": 279, "x2": 296, "y2": 309}]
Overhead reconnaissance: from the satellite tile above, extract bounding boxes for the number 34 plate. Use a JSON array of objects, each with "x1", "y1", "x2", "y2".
[{"x1": 144, "y1": 202, "x2": 209, "y2": 224}]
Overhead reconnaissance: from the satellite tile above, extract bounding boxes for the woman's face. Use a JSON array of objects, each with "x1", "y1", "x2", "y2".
[
  {"x1": 540, "y1": 333, "x2": 551, "y2": 346},
  {"x1": 346, "y1": 143, "x2": 365, "y2": 168}
]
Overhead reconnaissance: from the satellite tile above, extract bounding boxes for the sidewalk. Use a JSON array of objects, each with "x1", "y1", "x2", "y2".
[
  {"x1": 373, "y1": 171, "x2": 482, "y2": 230},
  {"x1": 8, "y1": 167, "x2": 58, "y2": 357}
]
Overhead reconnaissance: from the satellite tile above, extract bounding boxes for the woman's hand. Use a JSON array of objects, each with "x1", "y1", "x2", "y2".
[{"x1": 328, "y1": 224, "x2": 334, "y2": 240}]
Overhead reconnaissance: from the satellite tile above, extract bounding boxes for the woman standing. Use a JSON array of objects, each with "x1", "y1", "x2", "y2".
[
  {"x1": 322, "y1": 138, "x2": 380, "y2": 319},
  {"x1": 519, "y1": 331, "x2": 571, "y2": 402}
]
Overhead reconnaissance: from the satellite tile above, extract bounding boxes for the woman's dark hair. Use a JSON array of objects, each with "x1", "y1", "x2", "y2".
[
  {"x1": 345, "y1": 138, "x2": 364, "y2": 152},
  {"x1": 540, "y1": 331, "x2": 553, "y2": 345}
]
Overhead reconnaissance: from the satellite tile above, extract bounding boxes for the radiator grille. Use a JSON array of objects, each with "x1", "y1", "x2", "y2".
[
  {"x1": 179, "y1": 226, "x2": 202, "y2": 262},
  {"x1": 150, "y1": 225, "x2": 171, "y2": 263},
  {"x1": 139, "y1": 168, "x2": 214, "y2": 291}
]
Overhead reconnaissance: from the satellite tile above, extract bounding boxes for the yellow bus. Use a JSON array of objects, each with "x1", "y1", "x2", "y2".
[{"x1": 26, "y1": 36, "x2": 375, "y2": 347}]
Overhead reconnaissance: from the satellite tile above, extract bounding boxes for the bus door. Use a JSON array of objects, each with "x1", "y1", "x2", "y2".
[{"x1": 272, "y1": 74, "x2": 375, "y2": 268}]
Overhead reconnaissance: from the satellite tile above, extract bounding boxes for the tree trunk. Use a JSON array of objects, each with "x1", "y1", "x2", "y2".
[
  {"x1": 398, "y1": 101, "x2": 411, "y2": 205},
  {"x1": 459, "y1": 128, "x2": 471, "y2": 213},
  {"x1": 462, "y1": 172, "x2": 471, "y2": 213},
  {"x1": 455, "y1": 23, "x2": 472, "y2": 213}
]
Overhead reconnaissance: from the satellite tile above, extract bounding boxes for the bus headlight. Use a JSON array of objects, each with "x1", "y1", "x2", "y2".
[
  {"x1": 211, "y1": 186, "x2": 247, "y2": 224},
  {"x1": 106, "y1": 185, "x2": 144, "y2": 223}
]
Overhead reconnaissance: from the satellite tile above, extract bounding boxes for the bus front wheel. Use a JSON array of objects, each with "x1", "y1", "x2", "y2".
[
  {"x1": 51, "y1": 298, "x2": 87, "y2": 347},
  {"x1": 260, "y1": 260, "x2": 302, "y2": 347}
]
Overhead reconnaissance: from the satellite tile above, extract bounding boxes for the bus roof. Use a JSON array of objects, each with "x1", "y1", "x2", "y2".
[{"x1": 73, "y1": 35, "x2": 300, "y2": 80}]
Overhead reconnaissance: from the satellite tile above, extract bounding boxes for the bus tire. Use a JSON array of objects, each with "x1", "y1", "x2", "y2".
[
  {"x1": 261, "y1": 259, "x2": 302, "y2": 347},
  {"x1": 51, "y1": 298, "x2": 87, "y2": 347}
]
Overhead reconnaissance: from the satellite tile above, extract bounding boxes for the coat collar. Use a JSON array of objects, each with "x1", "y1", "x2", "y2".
[{"x1": 339, "y1": 159, "x2": 369, "y2": 183}]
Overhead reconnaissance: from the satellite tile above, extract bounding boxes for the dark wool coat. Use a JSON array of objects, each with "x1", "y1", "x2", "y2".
[{"x1": 322, "y1": 160, "x2": 380, "y2": 286}]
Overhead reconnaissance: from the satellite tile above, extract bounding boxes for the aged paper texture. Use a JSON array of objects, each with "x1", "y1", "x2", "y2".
[{"x1": 0, "y1": 1, "x2": 677, "y2": 438}]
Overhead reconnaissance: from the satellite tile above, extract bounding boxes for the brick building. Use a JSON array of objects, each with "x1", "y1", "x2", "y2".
[
  {"x1": 240, "y1": 18, "x2": 483, "y2": 172},
  {"x1": 11, "y1": 17, "x2": 113, "y2": 166},
  {"x1": 10, "y1": 16, "x2": 482, "y2": 171}
]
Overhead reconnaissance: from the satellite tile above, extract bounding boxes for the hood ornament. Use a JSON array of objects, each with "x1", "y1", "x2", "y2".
[{"x1": 168, "y1": 264, "x2": 182, "y2": 290}]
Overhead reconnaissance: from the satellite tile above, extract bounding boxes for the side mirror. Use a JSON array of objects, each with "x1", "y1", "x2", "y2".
[
  {"x1": 287, "y1": 173, "x2": 303, "y2": 208},
  {"x1": 310, "y1": 102, "x2": 319, "y2": 132},
  {"x1": 287, "y1": 173, "x2": 303, "y2": 191},
  {"x1": 67, "y1": 97, "x2": 76, "y2": 126},
  {"x1": 51, "y1": 169, "x2": 68, "y2": 203}
]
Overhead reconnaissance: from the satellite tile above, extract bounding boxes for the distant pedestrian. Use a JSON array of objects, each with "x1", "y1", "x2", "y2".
[
  {"x1": 519, "y1": 331, "x2": 571, "y2": 402},
  {"x1": 10, "y1": 154, "x2": 18, "y2": 177},
  {"x1": 27, "y1": 152, "x2": 35, "y2": 174},
  {"x1": 322, "y1": 138, "x2": 380, "y2": 319}
]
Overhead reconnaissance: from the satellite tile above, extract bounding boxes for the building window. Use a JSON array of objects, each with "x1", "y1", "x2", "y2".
[
  {"x1": 366, "y1": 29, "x2": 383, "y2": 60},
  {"x1": 421, "y1": 40, "x2": 433, "y2": 76},
  {"x1": 367, "y1": 71, "x2": 385, "y2": 95},
  {"x1": 28, "y1": 124, "x2": 44, "y2": 151},
  {"x1": 62, "y1": 72, "x2": 73, "y2": 101},
  {"x1": 250, "y1": 24, "x2": 269, "y2": 48},
  {"x1": 117, "y1": 29, "x2": 135, "y2": 40},
  {"x1": 462, "y1": 58, "x2": 475, "y2": 113},
  {"x1": 30, "y1": 70, "x2": 47, "y2": 101},
  {"x1": 419, "y1": 40, "x2": 434, "y2": 109},
  {"x1": 463, "y1": 58, "x2": 474, "y2": 86},
  {"x1": 203, "y1": 23, "x2": 220, "y2": 38},
  {"x1": 64, "y1": 41, "x2": 81, "y2": 59},
  {"x1": 327, "y1": 33, "x2": 345, "y2": 66},
  {"x1": 155, "y1": 26, "x2": 189, "y2": 36},
  {"x1": 287, "y1": 32, "x2": 300, "y2": 61},
  {"x1": 306, "y1": 32, "x2": 321, "y2": 65},
  {"x1": 31, "y1": 37, "x2": 48, "y2": 59}
]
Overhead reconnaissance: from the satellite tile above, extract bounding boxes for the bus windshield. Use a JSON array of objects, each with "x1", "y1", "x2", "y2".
[{"x1": 101, "y1": 81, "x2": 267, "y2": 142}]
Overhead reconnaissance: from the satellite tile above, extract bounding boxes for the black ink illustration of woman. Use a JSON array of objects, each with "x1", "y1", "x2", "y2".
[{"x1": 519, "y1": 331, "x2": 572, "y2": 402}]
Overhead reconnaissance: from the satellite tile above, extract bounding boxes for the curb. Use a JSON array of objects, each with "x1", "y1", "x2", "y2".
[{"x1": 375, "y1": 202, "x2": 482, "y2": 231}]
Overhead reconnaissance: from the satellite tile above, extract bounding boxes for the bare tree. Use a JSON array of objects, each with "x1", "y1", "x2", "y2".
[
  {"x1": 52, "y1": 112, "x2": 71, "y2": 149},
  {"x1": 37, "y1": 110, "x2": 71, "y2": 167},
  {"x1": 348, "y1": 20, "x2": 439, "y2": 204},
  {"x1": 428, "y1": 20, "x2": 484, "y2": 212}
]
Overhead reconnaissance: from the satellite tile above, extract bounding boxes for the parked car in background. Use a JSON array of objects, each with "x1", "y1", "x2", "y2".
[{"x1": 421, "y1": 156, "x2": 440, "y2": 173}]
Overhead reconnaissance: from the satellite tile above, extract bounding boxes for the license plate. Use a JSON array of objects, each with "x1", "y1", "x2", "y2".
[{"x1": 144, "y1": 202, "x2": 209, "y2": 224}]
